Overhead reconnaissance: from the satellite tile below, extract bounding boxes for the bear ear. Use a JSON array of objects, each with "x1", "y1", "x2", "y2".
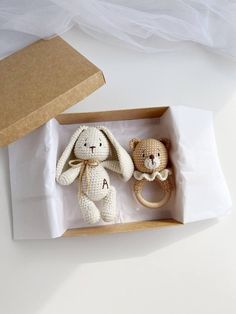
[
  {"x1": 129, "y1": 138, "x2": 140, "y2": 150},
  {"x1": 159, "y1": 138, "x2": 170, "y2": 149}
]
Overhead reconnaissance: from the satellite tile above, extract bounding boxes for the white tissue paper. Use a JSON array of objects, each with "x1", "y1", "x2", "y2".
[{"x1": 8, "y1": 106, "x2": 232, "y2": 239}]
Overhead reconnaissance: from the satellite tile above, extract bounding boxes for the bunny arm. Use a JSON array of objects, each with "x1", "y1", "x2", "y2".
[
  {"x1": 101, "y1": 160, "x2": 122, "y2": 175},
  {"x1": 56, "y1": 165, "x2": 81, "y2": 186}
]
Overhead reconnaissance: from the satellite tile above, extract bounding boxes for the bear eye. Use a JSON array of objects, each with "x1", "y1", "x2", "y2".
[
  {"x1": 99, "y1": 143, "x2": 102, "y2": 147},
  {"x1": 84, "y1": 143, "x2": 87, "y2": 147},
  {"x1": 142, "y1": 153, "x2": 145, "y2": 157},
  {"x1": 158, "y1": 153, "x2": 160, "y2": 156}
]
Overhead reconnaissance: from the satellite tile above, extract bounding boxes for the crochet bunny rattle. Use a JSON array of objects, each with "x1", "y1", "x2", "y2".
[
  {"x1": 129, "y1": 138, "x2": 173, "y2": 209},
  {"x1": 56, "y1": 126, "x2": 134, "y2": 224}
]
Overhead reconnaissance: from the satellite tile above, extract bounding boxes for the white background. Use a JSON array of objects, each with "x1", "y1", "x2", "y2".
[{"x1": 0, "y1": 27, "x2": 236, "y2": 314}]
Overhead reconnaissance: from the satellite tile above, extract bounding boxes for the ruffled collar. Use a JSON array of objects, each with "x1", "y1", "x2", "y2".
[{"x1": 133, "y1": 168, "x2": 171, "y2": 181}]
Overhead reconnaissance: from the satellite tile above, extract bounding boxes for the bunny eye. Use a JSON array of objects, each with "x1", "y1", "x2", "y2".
[
  {"x1": 99, "y1": 143, "x2": 102, "y2": 147},
  {"x1": 84, "y1": 143, "x2": 87, "y2": 147},
  {"x1": 158, "y1": 153, "x2": 160, "y2": 157},
  {"x1": 142, "y1": 153, "x2": 145, "y2": 157}
]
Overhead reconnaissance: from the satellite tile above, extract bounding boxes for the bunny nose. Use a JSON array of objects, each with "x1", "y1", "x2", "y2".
[
  {"x1": 149, "y1": 154, "x2": 155, "y2": 160},
  {"x1": 90, "y1": 146, "x2": 96, "y2": 152}
]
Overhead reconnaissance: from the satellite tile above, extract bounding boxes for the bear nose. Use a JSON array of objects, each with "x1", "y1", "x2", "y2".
[
  {"x1": 90, "y1": 146, "x2": 96, "y2": 152},
  {"x1": 149, "y1": 154, "x2": 155, "y2": 160}
]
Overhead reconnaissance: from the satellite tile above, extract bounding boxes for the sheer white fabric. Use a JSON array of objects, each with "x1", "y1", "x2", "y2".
[{"x1": 1, "y1": 0, "x2": 236, "y2": 58}]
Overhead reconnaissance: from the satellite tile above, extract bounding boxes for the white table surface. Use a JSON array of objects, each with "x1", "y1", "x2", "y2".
[{"x1": 0, "y1": 27, "x2": 236, "y2": 314}]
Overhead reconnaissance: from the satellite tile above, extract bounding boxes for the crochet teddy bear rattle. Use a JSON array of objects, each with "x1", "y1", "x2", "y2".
[
  {"x1": 129, "y1": 138, "x2": 173, "y2": 209},
  {"x1": 56, "y1": 126, "x2": 134, "y2": 224}
]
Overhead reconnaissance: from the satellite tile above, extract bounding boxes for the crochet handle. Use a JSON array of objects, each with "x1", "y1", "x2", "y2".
[{"x1": 134, "y1": 179, "x2": 171, "y2": 209}]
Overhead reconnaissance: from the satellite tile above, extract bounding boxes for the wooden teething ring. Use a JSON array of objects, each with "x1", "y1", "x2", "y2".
[{"x1": 134, "y1": 178, "x2": 172, "y2": 209}]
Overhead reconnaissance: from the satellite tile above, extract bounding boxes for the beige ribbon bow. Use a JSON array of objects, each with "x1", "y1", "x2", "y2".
[{"x1": 68, "y1": 159, "x2": 99, "y2": 195}]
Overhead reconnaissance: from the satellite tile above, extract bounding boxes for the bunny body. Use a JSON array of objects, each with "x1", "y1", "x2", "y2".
[
  {"x1": 79, "y1": 164, "x2": 116, "y2": 224},
  {"x1": 56, "y1": 126, "x2": 134, "y2": 224},
  {"x1": 81, "y1": 164, "x2": 110, "y2": 201}
]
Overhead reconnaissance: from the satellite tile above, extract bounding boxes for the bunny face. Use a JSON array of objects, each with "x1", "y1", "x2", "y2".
[{"x1": 74, "y1": 127, "x2": 110, "y2": 161}]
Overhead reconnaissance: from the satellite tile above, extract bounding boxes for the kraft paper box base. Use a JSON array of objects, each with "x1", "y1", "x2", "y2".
[{"x1": 8, "y1": 106, "x2": 232, "y2": 239}]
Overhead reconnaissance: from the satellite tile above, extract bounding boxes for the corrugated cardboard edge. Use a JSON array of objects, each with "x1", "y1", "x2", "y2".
[
  {"x1": 63, "y1": 219, "x2": 182, "y2": 237},
  {"x1": 56, "y1": 107, "x2": 168, "y2": 124},
  {"x1": 0, "y1": 71, "x2": 105, "y2": 147}
]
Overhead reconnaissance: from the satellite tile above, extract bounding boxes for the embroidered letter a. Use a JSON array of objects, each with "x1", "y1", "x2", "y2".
[{"x1": 102, "y1": 178, "x2": 109, "y2": 189}]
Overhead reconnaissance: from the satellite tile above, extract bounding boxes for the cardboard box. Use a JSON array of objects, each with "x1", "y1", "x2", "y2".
[
  {"x1": 1, "y1": 37, "x2": 231, "y2": 239},
  {"x1": 0, "y1": 37, "x2": 105, "y2": 147}
]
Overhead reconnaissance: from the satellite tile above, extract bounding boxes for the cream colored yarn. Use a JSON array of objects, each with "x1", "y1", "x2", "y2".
[{"x1": 56, "y1": 126, "x2": 134, "y2": 224}]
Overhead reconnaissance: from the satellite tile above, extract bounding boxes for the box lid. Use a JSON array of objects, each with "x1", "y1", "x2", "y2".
[{"x1": 0, "y1": 37, "x2": 105, "y2": 147}]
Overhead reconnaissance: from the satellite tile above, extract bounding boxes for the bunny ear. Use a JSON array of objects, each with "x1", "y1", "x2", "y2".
[
  {"x1": 56, "y1": 126, "x2": 88, "y2": 181},
  {"x1": 98, "y1": 126, "x2": 134, "y2": 182}
]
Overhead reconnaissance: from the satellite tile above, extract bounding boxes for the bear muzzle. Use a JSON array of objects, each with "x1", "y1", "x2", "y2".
[{"x1": 144, "y1": 155, "x2": 160, "y2": 170}]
